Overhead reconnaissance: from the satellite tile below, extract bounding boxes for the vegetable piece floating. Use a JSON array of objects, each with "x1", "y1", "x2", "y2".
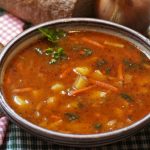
[
  {"x1": 82, "y1": 37, "x2": 104, "y2": 48},
  {"x1": 73, "y1": 67, "x2": 90, "y2": 76},
  {"x1": 3, "y1": 29, "x2": 150, "y2": 134},
  {"x1": 65, "y1": 113, "x2": 79, "y2": 121},
  {"x1": 51, "y1": 83, "x2": 64, "y2": 92},
  {"x1": 81, "y1": 48, "x2": 93, "y2": 56},
  {"x1": 39, "y1": 28, "x2": 67, "y2": 43},
  {"x1": 13, "y1": 88, "x2": 32, "y2": 93},
  {"x1": 89, "y1": 79, "x2": 118, "y2": 92},
  {"x1": 96, "y1": 59, "x2": 107, "y2": 68},
  {"x1": 70, "y1": 85, "x2": 96, "y2": 96},
  {"x1": 104, "y1": 41, "x2": 124, "y2": 48},
  {"x1": 91, "y1": 70, "x2": 105, "y2": 81},
  {"x1": 90, "y1": 91, "x2": 107, "y2": 101},
  {"x1": 37, "y1": 28, "x2": 68, "y2": 64},
  {"x1": 66, "y1": 101, "x2": 79, "y2": 109},
  {"x1": 73, "y1": 76, "x2": 88, "y2": 90},
  {"x1": 49, "y1": 47, "x2": 68, "y2": 64},
  {"x1": 107, "y1": 120, "x2": 117, "y2": 127},
  {"x1": 47, "y1": 97, "x2": 56, "y2": 105},
  {"x1": 99, "y1": 91, "x2": 107, "y2": 98},
  {"x1": 13, "y1": 96, "x2": 29, "y2": 106},
  {"x1": 123, "y1": 59, "x2": 139, "y2": 70}
]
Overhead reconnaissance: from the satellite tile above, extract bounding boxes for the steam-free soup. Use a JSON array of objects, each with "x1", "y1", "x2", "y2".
[{"x1": 3, "y1": 29, "x2": 150, "y2": 134}]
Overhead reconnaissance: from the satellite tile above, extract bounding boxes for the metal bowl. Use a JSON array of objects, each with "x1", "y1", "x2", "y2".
[{"x1": 0, "y1": 18, "x2": 150, "y2": 147}]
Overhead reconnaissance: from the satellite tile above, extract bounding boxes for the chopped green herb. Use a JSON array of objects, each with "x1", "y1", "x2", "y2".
[
  {"x1": 96, "y1": 59, "x2": 107, "y2": 68},
  {"x1": 49, "y1": 47, "x2": 68, "y2": 64},
  {"x1": 39, "y1": 28, "x2": 67, "y2": 43},
  {"x1": 65, "y1": 113, "x2": 79, "y2": 121},
  {"x1": 105, "y1": 67, "x2": 111, "y2": 75},
  {"x1": 53, "y1": 47, "x2": 67, "y2": 59},
  {"x1": 45, "y1": 48, "x2": 53, "y2": 55},
  {"x1": 94, "y1": 123, "x2": 102, "y2": 130},
  {"x1": 37, "y1": 28, "x2": 68, "y2": 64},
  {"x1": 35, "y1": 46, "x2": 68, "y2": 64},
  {"x1": 53, "y1": 47, "x2": 64, "y2": 59},
  {"x1": 123, "y1": 59, "x2": 140, "y2": 70},
  {"x1": 72, "y1": 46, "x2": 93, "y2": 57},
  {"x1": 120, "y1": 93, "x2": 133, "y2": 102},
  {"x1": 82, "y1": 48, "x2": 93, "y2": 56},
  {"x1": 35, "y1": 48, "x2": 43, "y2": 55},
  {"x1": 123, "y1": 59, "x2": 135, "y2": 67}
]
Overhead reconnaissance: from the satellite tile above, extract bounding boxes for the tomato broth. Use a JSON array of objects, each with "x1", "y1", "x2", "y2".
[{"x1": 3, "y1": 29, "x2": 150, "y2": 134}]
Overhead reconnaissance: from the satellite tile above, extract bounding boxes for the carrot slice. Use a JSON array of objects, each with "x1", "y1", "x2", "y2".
[
  {"x1": 82, "y1": 37, "x2": 104, "y2": 48},
  {"x1": 118, "y1": 64, "x2": 124, "y2": 81},
  {"x1": 60, "y1": 68, "x2": 72, "y2": 79},
  {"x1": 51, "y1": 115, "x2": 61, "y2": 121},
  {"x1": 70, "y1": 85, "x2": 96, "y2": 96},
  {"x1": 89, "y1": 79, "x2": 118, "y2": 92},
  {"x1": 13, "y1": 88, "x2": 32, "y2": 93}
]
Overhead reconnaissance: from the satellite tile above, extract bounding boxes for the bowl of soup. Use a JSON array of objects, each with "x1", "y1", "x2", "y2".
[{"x1": 0, "y1": 18, "x2": 150, "y2": 147}]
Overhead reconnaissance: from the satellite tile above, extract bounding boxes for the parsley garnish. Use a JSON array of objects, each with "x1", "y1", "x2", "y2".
[
  {"x1": 35, "y1": 47, "x2": 68, "y2": 64},
  {"x1": 39, "y1": 28, "x2": 67, "y2": 43},
  {"x1": 123, "y1": 59, "x2": 140, "y2": 70},
  {"x1": 36, "y1": 28, "x2": 68, "y2": 64},
  {"x1": 96, "y1": 59, "x2": 107, "y2": 68},
  {"x1": 45, "y1": 47, "x2": 53, "y2": 55},
  {"x1": 65, "y1": 113, "x2": 79, "y2": 121},
  {"x1": 105, "y1": 67, "x2": 111, "y2": 75},
  {"x1": 49, "y1": 47, "x2": 68, "y2": 64},
  {"x1": 82, "y1": 48, "x2": 93, "y2": 56}
]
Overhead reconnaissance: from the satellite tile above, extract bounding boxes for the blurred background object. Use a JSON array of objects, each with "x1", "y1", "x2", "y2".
[
  {"x1": 0, "y1": 0, "x2": 94, "y2": 24},
  {"x1": 96, "y1": 0, "x2": 150, "y2": 36},
  {"x1": 0, "y1": 0, "x2": 150, "y2": 36}
]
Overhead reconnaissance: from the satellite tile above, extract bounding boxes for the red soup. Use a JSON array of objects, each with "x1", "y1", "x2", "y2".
[{"x1": 2, "y1": 29, "x2": 150, "y2": 134}]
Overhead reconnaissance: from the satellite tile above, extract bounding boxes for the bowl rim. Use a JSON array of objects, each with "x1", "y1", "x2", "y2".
[{"x1": 0, "y1": 18, "x2": 150, "y2": 140}]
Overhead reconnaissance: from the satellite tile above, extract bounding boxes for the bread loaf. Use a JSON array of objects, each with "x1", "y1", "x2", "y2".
[{"x1": 0, "y1": 0, "x2": 94, "y2": 24}]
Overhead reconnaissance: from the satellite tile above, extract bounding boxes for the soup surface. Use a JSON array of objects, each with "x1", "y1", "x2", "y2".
[{"x1": 3, "y1": 29, "x2": 150, "y2": 134}]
